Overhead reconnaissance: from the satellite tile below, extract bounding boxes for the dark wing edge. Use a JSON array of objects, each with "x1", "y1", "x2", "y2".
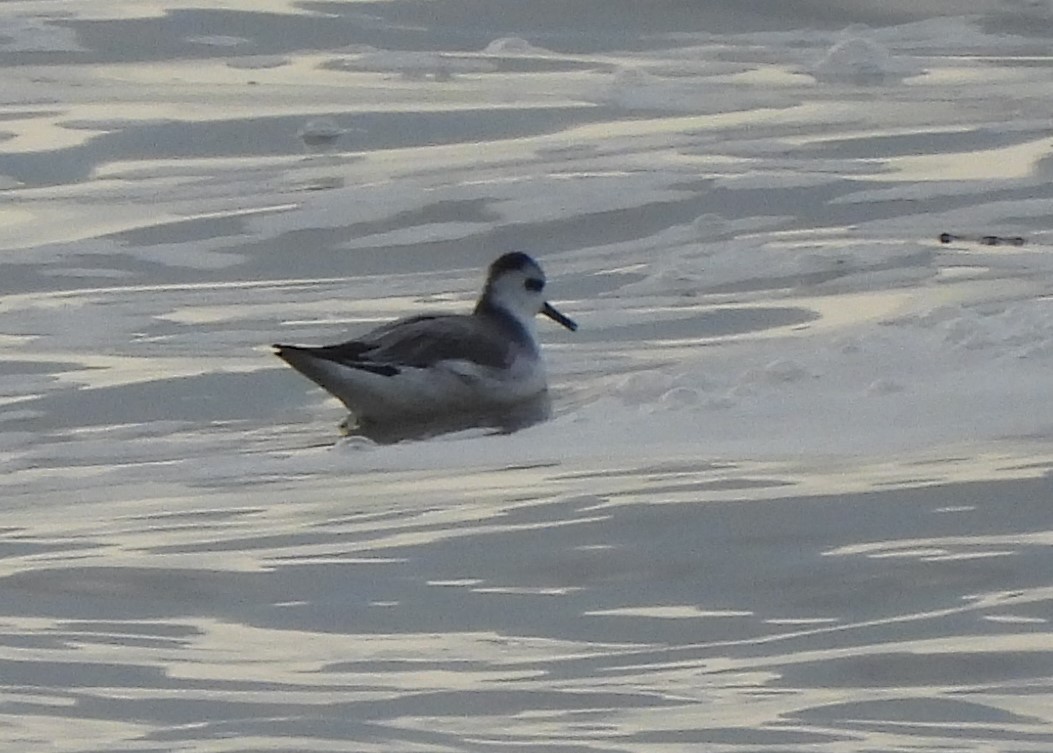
[{"x1": 273, "y1": 343, "x2": 400, "y2": 377}]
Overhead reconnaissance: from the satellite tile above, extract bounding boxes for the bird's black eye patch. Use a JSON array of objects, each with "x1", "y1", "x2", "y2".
[{"x1": 524, "y1": 277, "x2": 545, "y2": 292}]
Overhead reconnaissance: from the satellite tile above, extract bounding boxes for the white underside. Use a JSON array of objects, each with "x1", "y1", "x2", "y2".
[{"x1": 310, "y1": 354, "x2": 548, "y2": 423}]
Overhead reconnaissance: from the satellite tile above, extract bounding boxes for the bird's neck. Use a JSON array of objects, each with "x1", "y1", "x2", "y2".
[{"x1": 474, "y1": 296, "x2": 538, "y2": 350}]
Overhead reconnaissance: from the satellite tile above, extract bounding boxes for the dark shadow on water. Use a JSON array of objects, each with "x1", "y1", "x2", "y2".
[
  {"x1": 2, "y1": 371, "x2": 298, "y2": 431},
  {"x1": 340, "y1": 391, "x2": 552, "y2": 444}
]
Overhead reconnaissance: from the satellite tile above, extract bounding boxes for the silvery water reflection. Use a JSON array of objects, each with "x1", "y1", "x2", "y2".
[{"x1": 1, "y1": 461, "x2": 1052, "y2": 750}]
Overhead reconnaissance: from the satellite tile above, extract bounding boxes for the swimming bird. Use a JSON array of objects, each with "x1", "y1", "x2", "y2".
[{"x1": 274, "y1": 252, "x2": 577, "y2": 437}]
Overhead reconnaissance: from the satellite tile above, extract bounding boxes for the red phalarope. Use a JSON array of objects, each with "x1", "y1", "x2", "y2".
[{"x1": 274, "y1": 252, "x2": 577, "y2": 440}]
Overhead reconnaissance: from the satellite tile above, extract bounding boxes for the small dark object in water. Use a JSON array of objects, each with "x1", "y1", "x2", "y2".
[{"x1": 938, "y1": 232, "x2": 1026, "y2": 246}]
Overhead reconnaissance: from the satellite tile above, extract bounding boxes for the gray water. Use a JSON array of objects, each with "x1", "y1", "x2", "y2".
[{"x1": 3, "y1": 2, "x2": 1053, "y2": 751}]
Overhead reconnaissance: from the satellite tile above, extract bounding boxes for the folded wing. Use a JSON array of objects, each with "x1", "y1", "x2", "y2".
[{"x1": 281, "y1": 315, "x2": 517, "y2": 373}]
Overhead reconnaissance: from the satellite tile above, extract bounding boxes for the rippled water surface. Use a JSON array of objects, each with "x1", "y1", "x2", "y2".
[
  {"x1": 5, "y1": 453, "x2": 1053, "y2": 751},
  {"x1": 3, "y1": 1, "x2": 1053, "y2": 750}
]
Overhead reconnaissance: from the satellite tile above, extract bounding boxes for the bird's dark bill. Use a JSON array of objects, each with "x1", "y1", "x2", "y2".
[{"x1": 542, "y1": 302, "x2": 578, "y2": 331}]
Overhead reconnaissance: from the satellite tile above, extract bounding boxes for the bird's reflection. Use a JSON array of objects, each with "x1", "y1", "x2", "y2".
[{"x1": 339, "y1": 391, "x2": 552, "y2": 444}]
